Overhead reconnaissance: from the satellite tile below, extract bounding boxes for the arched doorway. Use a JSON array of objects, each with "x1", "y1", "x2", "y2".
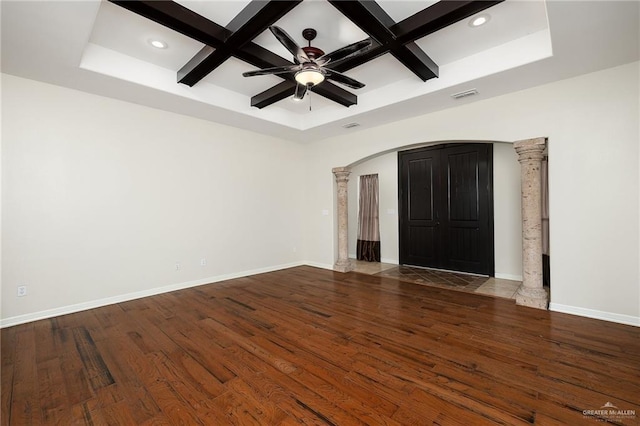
[{"x1": 332, "y1": 137, "x2": 549, "y2": 310}]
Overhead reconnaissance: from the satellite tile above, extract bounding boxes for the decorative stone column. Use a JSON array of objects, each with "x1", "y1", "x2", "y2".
[
  {"x1": 332, "y1": 167, "x2": 354, "y2": 273},
  {"x1": 514, "y1": 137, "x2": 549, "y2": 309}
]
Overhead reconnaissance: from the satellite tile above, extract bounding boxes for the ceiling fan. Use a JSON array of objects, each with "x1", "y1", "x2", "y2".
[{"x1": 242, "y1": 26, "x2": 371, "y2": 100}]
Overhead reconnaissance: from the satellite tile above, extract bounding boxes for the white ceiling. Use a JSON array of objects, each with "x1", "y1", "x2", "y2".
[{"x1": 1, "y1": 1, "x2": 638, "y2": 142}]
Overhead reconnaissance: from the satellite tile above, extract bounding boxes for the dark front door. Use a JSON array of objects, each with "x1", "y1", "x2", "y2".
[{"x1": 399, "y1": 144, "x2": 494, "y2": 275}]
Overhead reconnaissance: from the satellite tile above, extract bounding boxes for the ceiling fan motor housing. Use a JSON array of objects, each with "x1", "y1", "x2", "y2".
[
  {"x1": 302, "y1": 46, "x2": 324, "y2": 60},
  {"x1": 301, "y1": 28, "x2": 324, "y2": 60}
]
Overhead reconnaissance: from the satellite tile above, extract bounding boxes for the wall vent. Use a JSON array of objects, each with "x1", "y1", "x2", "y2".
[
  {"x1": 451, "y1": 89, "x2": 478, "y2": 99},
  {"x1": 342, "y1": 122, "x2": 360, "y2": 129}
]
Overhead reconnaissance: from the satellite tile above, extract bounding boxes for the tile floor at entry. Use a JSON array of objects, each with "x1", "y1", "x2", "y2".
[{"x1": 352, "y1": 260, "x2": 521, "y2": 299}]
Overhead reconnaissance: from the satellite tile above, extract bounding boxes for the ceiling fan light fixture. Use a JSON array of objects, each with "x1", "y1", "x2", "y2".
[
  {"x1": 295, "y1": 69, "x2": 325, "y2": 86},
  {"x1": 469, "y1": 14, "x2": 491, "y2": 27}
]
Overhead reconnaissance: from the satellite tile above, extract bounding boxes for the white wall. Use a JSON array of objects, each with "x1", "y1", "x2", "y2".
[
  {"x1": 492, "y1": 143, "x2": 523, "y2": 280},
  {"x1": 305, "y1": 61, "x2": 639, "y2": 325},
  {"x1": 1, "y1": 74, "x2": 306, "y2": 325},
  {"x1": 2, "y1": 62, "x2": 639, "y2": 327}
]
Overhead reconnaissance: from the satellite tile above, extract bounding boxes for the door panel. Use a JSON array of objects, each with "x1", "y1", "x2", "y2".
[
  {"x1": 447, "y1": 150, "x2": 479, "y2": 222},
  {"x1": 399, "y1": 144, "x2": 494, "y2": 275},
  {"x1": 408, "y1": 158, "x2": 434, "y2": 221},
  {"x1": 442, "y1": 145, "x2": 490, "y2": 273},
  {"x1": 400, "y1": 151, "x2": 440, "y2": 267},
  {"x1": 408, "y1": 227, "x2": 436, "y2": 261}
]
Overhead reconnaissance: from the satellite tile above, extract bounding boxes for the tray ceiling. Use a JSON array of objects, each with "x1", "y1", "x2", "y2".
[{"x1": 1, "y1": 1, "x2": 638, "y2": 142}]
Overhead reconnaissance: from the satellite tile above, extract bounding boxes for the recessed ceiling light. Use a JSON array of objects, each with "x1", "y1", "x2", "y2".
[
  {"x1": 148, "y1": 39, "x2": 168, "y2": 49},
  {"x1": 469, "y1": 14, "x2": 491, "y2": 27}
]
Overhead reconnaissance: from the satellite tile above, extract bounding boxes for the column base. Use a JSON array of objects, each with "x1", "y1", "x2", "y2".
[
  {"x1": 515, "y1": 285, "x2": 549, "y2": 310},
  {"x1": 334, "y1": 259, "x2": 355, "y2": 273}
]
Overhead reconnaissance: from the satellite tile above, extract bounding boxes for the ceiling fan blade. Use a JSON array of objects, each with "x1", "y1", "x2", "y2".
[
  {"x1": 269, "y1": 26, "x2": 310, "y2": 64},
  {"x1": 325, "y1": 70, "x2": 366, "y2": 89},
  {"x1": 315, "y1": 57, "x2": 331, "y2": 67},
  {"x1": 293, "y1": 83, "x2": 308, "y2": 100},
  {"x1": 318, "y1": 39, "x2": 371, "y2": 64},
  {"x1": 243, "y1": 64, "x2": 301, "y2": 77}
]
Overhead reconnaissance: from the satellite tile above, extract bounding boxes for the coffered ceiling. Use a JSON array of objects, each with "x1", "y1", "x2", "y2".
[{"x1": 1, "y1": 1, "x2": 638, "y2": 142}]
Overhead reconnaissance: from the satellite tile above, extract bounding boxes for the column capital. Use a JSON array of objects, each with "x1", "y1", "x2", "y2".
[
  {"x1": 332, "y1": 167, "x2": 351, "y2": 183},
  {"x1": 513, "y1": 136, "x2": 546, "y2": 147},
  {"x1": 514, "y1": 137, "x2": 547, "y2": 162}
]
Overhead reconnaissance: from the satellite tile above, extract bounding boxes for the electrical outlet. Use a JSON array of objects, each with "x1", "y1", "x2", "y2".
[
  {"x1": 200, "y1": 258, "x2": 206, "y2": 266},
  {"x1": 17, "y1": 286, "x2": 27, "y2": 297},
  {"x1": 175, "y1": 262, "x2": 181, "y2": 271}
]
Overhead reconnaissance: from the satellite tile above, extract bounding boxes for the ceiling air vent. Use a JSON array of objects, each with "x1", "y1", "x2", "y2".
[
  {"x1": 451, "y1": 89, "x2": 478, "y2": 100},
  {"x1": 342, "y1": 122, "x2": 360, "y2": 129}
]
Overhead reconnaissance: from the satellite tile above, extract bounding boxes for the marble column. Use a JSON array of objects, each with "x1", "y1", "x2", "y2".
[
  {"x1": 514, "y1": 137, "x2": 549, "y2": 309},
  {"x1": 332, "y1": 167, "x2": 354, "y2": 273}
]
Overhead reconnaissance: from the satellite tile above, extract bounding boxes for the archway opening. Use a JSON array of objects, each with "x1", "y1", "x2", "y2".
[{"x1": 332, "y1": 137, "x2": 549, "y2": 309}]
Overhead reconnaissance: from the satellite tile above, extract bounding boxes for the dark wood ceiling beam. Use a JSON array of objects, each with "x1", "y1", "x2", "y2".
[
  {"x1": 310, "y1": 82, "x2": 358, "y2": 107},
  {"x1": 234, "y1": 42, "x2": 294, "y2": 70},
  {"x1": 251, "y1": 81, "x2": 297, "y2": 109},
  {"x1": 250, "y1": 78, "x2": 358, "y2": 108},
  {"x1": 178, "y1": 0, "x2": 302, "y2": 86},
  {"x1": 393, "y1": 1, "x2": 504, "y2": 45},
  {"x1": 110, "y1": 0, "x2": 358, "y2": 108},
  {"x1": 179, "y1": 40, "x2": 300, "y2": 86},
  {"x1": 108, "y1": 1, "x2": 229, "y2": 47},
  {"x1": 332, "y1": 0, "x2": 504, "y2": 74},
  {"x1": 177, "y1": 46, "x2": 217, "y2": 84},
  {"x1": 329, "y1": 39, "x2": 385, "y2": 71},
  {"x1": 327, "y1": 0, "x2": 438, "y2": 81},
  {"x1": 257, "y1": 0, "x2": 505, "y2": 104},
  {"x1": 391, "y1": 44, "x2": 439, "y2": 80},
  {"x1": 225, "y1": 1, "x2": 299, "y2": 39},
  {"x1": 111, "y1": 0, "x2": 506, "y2": 109},
  {"x1": 109, "y1": 0, "x2": 295, "y2": 72}
]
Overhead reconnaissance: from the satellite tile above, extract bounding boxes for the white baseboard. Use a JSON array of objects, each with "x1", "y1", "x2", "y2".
[
  {"x1": 549, "y1": 303, "x2": 640, "y2": 327},
  {"x1": 1, "y1": 261, "x2": 308, "y2": 328},
  {"x1": 302, "y1": 261, "x2": 334, "y2": 271},
  {"x1": 494, "y1": 273, "x2": 523, "y2": 281},
  {"x1": 5, "y1": 264, "x2": 637, "y2": 329}
]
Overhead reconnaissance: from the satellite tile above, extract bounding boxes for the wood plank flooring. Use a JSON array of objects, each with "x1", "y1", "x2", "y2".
[{"x1": 2, "y1": 266, "x2": 639, "y2": 425}]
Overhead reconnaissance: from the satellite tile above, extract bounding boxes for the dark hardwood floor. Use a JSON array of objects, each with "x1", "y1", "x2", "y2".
[{"x1": 2, "y1": 266, "x2": 639, "y2": 425}]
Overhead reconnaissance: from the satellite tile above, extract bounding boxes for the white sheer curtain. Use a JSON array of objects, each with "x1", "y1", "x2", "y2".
[{"x1": 357, "y1": 174, "x2": 380, "y2": 262}]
